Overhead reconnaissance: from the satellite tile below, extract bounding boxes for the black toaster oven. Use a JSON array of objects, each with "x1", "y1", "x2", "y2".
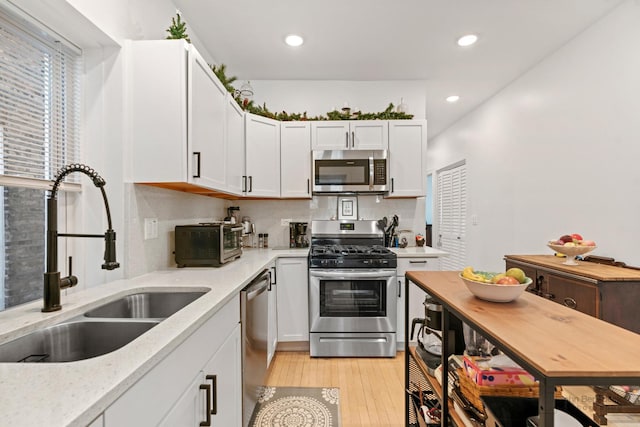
[{"x1": 175, "y1": 223, "x2": 243, "y2": 267}]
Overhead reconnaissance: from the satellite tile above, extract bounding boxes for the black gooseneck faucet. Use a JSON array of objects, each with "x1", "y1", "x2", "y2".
[{"x1": 43, "y1": 164, "x2": 120, "y2": 312}]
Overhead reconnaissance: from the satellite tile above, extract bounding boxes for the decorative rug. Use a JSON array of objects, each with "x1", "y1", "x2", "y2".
[{"x1": 250, "y1": 386, "x2": 341, "y2": 427}]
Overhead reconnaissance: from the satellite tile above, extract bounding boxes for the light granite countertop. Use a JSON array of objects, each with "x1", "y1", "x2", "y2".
[
  {"x1": 0, "y1": 248, "x2": 305, "y2": 427},
  {"x1": 390, "y1": 246, "x2": 448, "y2": 258}
]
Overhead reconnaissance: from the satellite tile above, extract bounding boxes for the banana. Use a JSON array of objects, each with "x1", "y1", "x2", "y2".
[{"x1": 462, "y1": 266, "x2": 486, "y2": 282}]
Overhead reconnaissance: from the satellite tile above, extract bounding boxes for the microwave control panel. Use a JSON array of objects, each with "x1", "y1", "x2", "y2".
[{"x1": 373, "y1": 159, "x2": 387, "y2": 185}]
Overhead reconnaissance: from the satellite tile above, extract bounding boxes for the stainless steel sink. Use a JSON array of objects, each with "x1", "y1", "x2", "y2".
[
  {"x1": 0, "y1": 320, "x2": 158, "y2": 363},
  {"x1": 84, "y1": 291, "x2": 208, "y2": 319}
]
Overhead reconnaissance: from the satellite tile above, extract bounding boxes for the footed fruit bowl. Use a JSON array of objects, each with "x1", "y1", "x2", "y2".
[
  {"x1": 547, "y1": 242, "x2": 596, "y2": 265},
  {"x1": 460, "y1": 274, "x2": 532, "y2": 303}
]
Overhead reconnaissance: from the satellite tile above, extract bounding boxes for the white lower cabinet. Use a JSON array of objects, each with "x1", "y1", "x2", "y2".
[
  {"x1": 275, "y1": 257, "x2": 309, "y2": 343},
  {"x1": 104, "y1": 296, "x2": 241, "y2": 427},
  {"x1": 396, "y1": 258, "x2": 440, "y2": 347}
]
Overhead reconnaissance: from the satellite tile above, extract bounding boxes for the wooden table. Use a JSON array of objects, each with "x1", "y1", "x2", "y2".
[{"x1": 404, "y1": 271, "x2": 640, "y2": 427}]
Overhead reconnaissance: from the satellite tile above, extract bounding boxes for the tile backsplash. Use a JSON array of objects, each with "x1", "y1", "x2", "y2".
[{"x1": 125, "y1": 184, "x2": 426, "y2": 277}]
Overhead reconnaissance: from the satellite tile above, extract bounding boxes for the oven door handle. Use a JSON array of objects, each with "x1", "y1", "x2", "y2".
[{"x1": 309, "y1": 270, "x2": 396, "y2": 279}]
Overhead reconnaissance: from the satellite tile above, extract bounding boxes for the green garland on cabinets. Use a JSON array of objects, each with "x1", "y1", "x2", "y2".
[
  {"x1": 165, "y1": 13, "x2": 191, "y2": 43},
  {"x1": 210, "y1": 62, "x2": 414, "y2": 121}
]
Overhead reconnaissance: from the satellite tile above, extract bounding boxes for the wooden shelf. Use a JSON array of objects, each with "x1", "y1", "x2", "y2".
[{"x1": 408, "y1": 346, "x2": 471, "y2": 427}]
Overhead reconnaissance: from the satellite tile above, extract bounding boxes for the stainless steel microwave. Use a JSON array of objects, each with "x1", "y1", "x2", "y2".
[
  {"x1": 174, "y1": 223, "x2": 242, "y2": 267},
  {"x1": 312, "y1": 150, "x2": 388, "y2": 194}
]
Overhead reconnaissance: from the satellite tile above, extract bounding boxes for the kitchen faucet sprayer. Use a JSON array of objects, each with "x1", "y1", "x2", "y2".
[{"x1": 43, "y1": 163, "x2": 120, "y2": 312}]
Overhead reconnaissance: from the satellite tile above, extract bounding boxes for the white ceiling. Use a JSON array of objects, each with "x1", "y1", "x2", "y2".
[{"x1": 173, "y1": 0, "x2": 623, "y2": 138}]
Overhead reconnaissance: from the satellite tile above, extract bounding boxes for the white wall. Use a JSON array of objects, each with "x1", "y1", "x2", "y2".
[{"x1": 429, "y1": 0, "x2": 640, "y2": 271}]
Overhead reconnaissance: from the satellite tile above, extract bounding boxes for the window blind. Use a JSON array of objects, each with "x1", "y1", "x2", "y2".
[
  {"x1": 437, "y1": 163, "x2": 467, "y2": 270},
  {"x1": 0, "y1": 8, "x2": 81, "y2": 187}
]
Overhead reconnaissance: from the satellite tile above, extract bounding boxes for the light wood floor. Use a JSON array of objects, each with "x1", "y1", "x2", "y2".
[{"x1": 265, "y1": 351, "x2": 405, "y2": 427}]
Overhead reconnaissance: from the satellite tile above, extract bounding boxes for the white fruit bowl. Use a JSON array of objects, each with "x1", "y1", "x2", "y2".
[
  {"x1": 459, "y1": 274, "x2": 532, "y2": 303},
  {"x1": 547, "y1": 242, "x2": 596, "y2": 265}
]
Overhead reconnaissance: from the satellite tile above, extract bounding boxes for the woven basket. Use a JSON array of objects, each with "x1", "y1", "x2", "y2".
[{"x1": 457, "y1": 368, "x2": 562, "y2": 412}]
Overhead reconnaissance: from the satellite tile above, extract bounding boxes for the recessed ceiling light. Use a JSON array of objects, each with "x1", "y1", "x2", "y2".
[
  {"x1": 446, "y1": 95, "x2": 460, "y2": 103},
  {"x1": 457, "y1": 34, "x2": 478, "y2": 47},
  {"x1": 285, "y1": 34, "x2": 304, "y2": 47}
]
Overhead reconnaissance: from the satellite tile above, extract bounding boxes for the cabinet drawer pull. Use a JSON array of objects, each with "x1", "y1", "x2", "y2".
[
  {"x1": 397, "y1": 279, "x2": 402, "y2": 298},
  {"x1": 199, "y1": 384, "x2": 212, "y2": 426},
  {"x1": 409, "y1": 260, "x2": 427, "y2": 264},
  {"x1": 563, "y1": 297, "x2": 577, "y2": 309},
  {"x1": 193, "y1": 152, "x2": 201, "y2": 178},
  {"x1": 206, "y1": 374, "x2": 217, "y2": 415}
]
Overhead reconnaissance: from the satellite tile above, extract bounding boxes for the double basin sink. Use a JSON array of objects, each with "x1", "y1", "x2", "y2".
[{"x1": 0, "y1": 290, "x2": 208, "y2": 363}]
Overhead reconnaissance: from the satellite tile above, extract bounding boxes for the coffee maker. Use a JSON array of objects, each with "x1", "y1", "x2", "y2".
[{"x1": 289, "y1": 222, "x2": 309, "y2": 248}]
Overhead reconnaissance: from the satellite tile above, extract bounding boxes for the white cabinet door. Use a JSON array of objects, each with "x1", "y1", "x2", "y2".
[
  {"x1": 226, "y1": 96, "x2": 246, "y2": 195},
  {"x1": 158, "y1": 371, "x2": 206, "y2": 427},
  {"x1": 351, "y1": 120, "x2": 388, "y2": 150},
  {"x1": 276, "y1": 257, "x2": 309, "y2": 342},
  {"x1": 310, "y1": 121, "x2": 350, "y2": 150},
  {"x1": 311, "y1": 121, "x2": 388, "y2": 150},
  {"x1": 203, "y1": 324, "x2": 242, "y2": 427},
  {"x1": 280, "y1": 122, "x2": 311, "y2": 198},
  {"x1": 188, "y1": 45, "x2": 227, "y2": 190},
  {"x1": 245, "y1": 113, "x2": 281, "y2": 197},
  {"x1": 267, "y1": 264, "x2": 278, "y2": 367},
  {"x1": 388, "y1": 120, "x2": 427, "y2": 197},
  {"x1": 397, "y1": 258, "x2": 439, "y2": 347}
]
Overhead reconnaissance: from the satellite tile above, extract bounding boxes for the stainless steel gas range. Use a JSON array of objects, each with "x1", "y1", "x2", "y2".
[{"x1": 308, "y1": 220, "x2": 398, "y2": 357}]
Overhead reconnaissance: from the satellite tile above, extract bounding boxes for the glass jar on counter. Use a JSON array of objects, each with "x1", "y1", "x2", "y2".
[
  {"x1": 263, "y1": 233, "x2": 269, "y2": 248},
  {"x1": 258, "y1": 233, "x2": 264, "y2": 248}
]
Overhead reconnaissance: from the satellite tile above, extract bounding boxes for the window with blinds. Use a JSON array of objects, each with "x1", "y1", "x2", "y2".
[
  {"x1": 437, "y1": 162, "x2": 467, "y2": 271},
  {"x1": 0, "y1": 9, "x2": 81, "y2": 185},
  {"x1": 0, "y1": 6, "x2": 81, "y2": 309}
]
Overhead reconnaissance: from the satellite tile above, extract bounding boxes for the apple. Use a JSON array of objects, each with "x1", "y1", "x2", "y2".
[
  {"x1": 559, "y1": 235, "x2": 573, "y2": 244},
  {"x1": 571, "y1": 233, "x2": 583, "y2": 241},
  {"x1": 506, "y1": 267, "x2": 526, "y2": 283},
  {"x1": 497, "y1": 276, "x2": 520, "y2": 285},
  {"x1": 581, "y1": 240, "x2": 596, "y2": 246}
]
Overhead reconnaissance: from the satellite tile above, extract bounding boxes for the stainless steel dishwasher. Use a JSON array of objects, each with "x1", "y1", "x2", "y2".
[{"x1": 240, "y1": 269, "x2": 270, "y2": 427}]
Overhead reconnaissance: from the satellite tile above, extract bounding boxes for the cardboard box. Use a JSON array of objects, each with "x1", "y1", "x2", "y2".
[{"x1": 463, "y1": 355, "x2": 535, "y2": 386}]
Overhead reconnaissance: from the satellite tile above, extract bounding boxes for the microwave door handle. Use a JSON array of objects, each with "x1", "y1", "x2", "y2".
[{"x1": 369, "y1": 156, "x2": 374, "y2": 189}]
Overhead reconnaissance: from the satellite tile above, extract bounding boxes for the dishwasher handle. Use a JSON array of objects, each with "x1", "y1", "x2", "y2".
[{"x1": 244, "y1": 269, "x2": 269, "y2": 300}]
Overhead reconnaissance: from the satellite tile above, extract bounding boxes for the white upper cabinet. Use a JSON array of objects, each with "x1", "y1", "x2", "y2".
[
  {"x1": 387, "y1": 120, "x2": 427, "y2": 197},
  {"x1": 245, "y1": 113, "x2": 281, "y2": 197},
  {"x1": 311, "y1": 120, "x2": 388, "y2": 150},
  {"x1": 189, "y1": 48, "x2": 227, "y2": 189},
  {"x1": 280, "y1": 122, "x2": 312, "y2": 198},
  {"x1": 129, "y1": 40, "x2": 227, "y2": 190},
  {"x1": 225, "y1": 96, "x2": 246, "y2": 196}
]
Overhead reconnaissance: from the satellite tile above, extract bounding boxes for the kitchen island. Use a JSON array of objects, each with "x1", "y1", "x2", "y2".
[
  {"x1": 405, "y1": 270, "x2": 640, "y2": 427},
  {"x1": 0, "y1": 248, "x2": 302, "y2": 427}
]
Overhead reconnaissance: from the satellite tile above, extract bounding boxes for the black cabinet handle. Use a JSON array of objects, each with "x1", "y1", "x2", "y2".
[
  {"x1": 193, "y1": 152, "x2": 201, "y2": 178},
  {"x1": 397, "y1": 280, "x2": 401, "y2": 298},
  {"x1": 206, "y1": 374, "x2": 217, "y2": 415},
  {"x1": 391, "y1": 177, "x2": 394, "y2": 193},
  {"x1": 199, "y1": 384, "x2": 211, "y2": 426},
  {"x1": 242, "y1": 176, "x2": 247, "y2": 193},
  {"x1": 307, "y1": 178, "x2": 310, "y2": 194},
  {"x1": 345, "y1": 132, "x2": 349, "y2": 148},
  {"x1": 351, "y1": 131, "x2": 355, "y2": 148},
  {"x1": 248, "y1": 176, "x2": 253, "y2": 193},
  {"x1": 270, "y1": 266, "x2": 277, "y2": 285}
]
